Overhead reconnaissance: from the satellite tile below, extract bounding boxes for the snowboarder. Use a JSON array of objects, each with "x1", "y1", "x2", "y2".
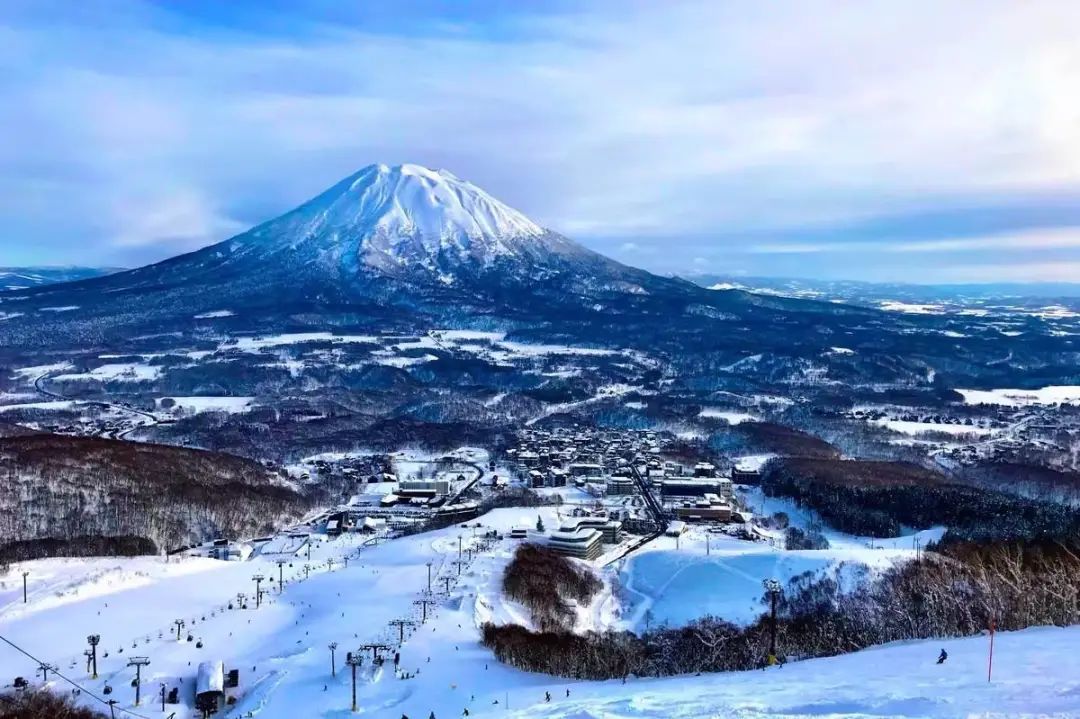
[{"x1": 937, "y1": 648, "x2": 948, "y2": 664}]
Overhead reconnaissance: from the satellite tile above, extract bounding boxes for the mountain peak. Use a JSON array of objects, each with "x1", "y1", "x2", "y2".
[
  {"x1": 335, "y1": 162, "x2": 544, "y2": 244},
  {"x1": 232, "y1": 162, "x2": 555, "y2": 277}
]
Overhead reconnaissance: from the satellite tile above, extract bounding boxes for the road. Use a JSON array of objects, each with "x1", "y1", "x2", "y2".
[{"x1": 32, "y1": 371, "x2": 163, "y2": 440}]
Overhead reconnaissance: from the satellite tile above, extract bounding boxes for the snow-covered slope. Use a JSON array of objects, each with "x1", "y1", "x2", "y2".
[
  {"x1": 231, "y1": 163, "x2": 557, "y2": 277},
  {"x1": 508, "y1": 625, "x2": 1080, "y2": 719},
  {"x1": 3, "y1": 508, "x2": 1076, "y2": 719}
]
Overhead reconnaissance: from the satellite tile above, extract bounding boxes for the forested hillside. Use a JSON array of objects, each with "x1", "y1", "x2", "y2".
[{"x1": 0, "y1": 434, "x2": 307, "y2": 560}]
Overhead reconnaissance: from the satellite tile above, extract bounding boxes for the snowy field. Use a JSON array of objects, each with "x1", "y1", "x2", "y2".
[
  {"x1": 958, "y1": 386, "x2": 1080, "y2": 407},
  {"x1": 873, "y1": 418, "x2": 994, "y2": 437},
  {"x1": 0, "y1": 506, "x2": 1077, "y2": 718},
  {"x1": 156, "y1": 396, "x2": 255, "y2": 414}
]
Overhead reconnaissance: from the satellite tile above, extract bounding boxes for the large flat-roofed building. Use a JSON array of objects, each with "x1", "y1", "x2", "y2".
[
  {"x1": 397, "y1": 479, "x2": 451, "y2": 498},
  {"x1": 547, "y1": 528, "x2": 603, "y2": 560},
  {"x1": 605, "y1": 476, "x2": 636, "y2": 495},
  {"x1": 559, "y1": 516, "x2": 622, "y2": 543},
  {"x1": 660, "y1": 477, "x2": 733, "y2": 501},
  {"x1": 674, "y1": 501, "x2": 732, "y2": 522},
  {"x1": 568, "y1": 462, "x2": 604, "y2": 477}
]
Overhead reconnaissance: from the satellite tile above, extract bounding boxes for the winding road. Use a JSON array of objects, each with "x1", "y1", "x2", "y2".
[{"x1": 32, "y1": 371, "x2": 163, "y2": 440}]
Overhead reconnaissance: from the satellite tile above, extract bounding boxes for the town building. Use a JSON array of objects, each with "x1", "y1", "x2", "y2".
[{"x1": 547, "y1": 527, "x2": 603, "y2": 560}]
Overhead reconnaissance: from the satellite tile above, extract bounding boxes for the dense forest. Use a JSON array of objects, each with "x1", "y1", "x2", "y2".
[
  {"x1": 483, "y1": 538, "x2": 1080, "y2": 679},
  {"x1": 0, "y1": 434, "x2": 308, "y2": 559},
  {"x1": 502, "y1": 544, "x2": 602, "y2": 631},
  {"x1": 760, "y1": 458, "x2": 1080, "y2": 542}
]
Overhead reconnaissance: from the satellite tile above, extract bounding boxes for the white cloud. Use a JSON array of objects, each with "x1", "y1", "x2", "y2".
[
  {"x1": 943, "y1": 261, "x2": 1080, "y2": 283},
  {"x1": 749, "y1": 227, "x2": 1080, "y2": 255},
  {"x1": 3, "y1": 0, "x2": 1080, "y2": 277}
]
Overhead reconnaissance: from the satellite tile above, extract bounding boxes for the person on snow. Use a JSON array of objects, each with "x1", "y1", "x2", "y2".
[
  {"x1": 545, "y1": 691, "x2": 551, "y2": 702},
  {"x1": 937, "y1": 649, "x2": 948, "y2": 664}
]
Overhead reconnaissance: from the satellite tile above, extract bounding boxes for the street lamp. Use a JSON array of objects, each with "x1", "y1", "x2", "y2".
[
  {"x1": 328, "y1": 642, "x2": 338, "y2": 677},
  {"x1": 763, "y1": 579, "x2": 782, "y2": 666}
]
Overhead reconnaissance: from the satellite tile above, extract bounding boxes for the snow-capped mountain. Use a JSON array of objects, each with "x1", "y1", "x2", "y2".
[
  {"x1": 61, "y1": 161, "x2": 647, "y2": 302},
  {"x1": 0, "y1": 163, "x2": 876, "y2": 352},
  {"x1": 224, "y1": 163, "x2": 572, "y2": 280}
]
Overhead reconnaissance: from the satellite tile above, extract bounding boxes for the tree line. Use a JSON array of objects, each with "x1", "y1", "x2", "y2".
[
  {"x1": 0, "y1": 434, "x2": 308, "y2": 559},
  {"x1": 761, "y1": 458, "x2": 1080, "y2": 542},
  {"x1": 483, "y1": 538, "x2": 1080, "y2": 678}
]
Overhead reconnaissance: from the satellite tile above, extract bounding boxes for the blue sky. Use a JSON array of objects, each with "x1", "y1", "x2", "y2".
[{"x1": 3, "y1": 1, "x2": 1080, "y2": 283}]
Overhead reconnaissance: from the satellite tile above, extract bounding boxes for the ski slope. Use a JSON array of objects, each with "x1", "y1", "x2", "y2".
[
  {"x1": 0, "y1": 507, "x2": 1076, "y2": 718},
  {"x1": 504, "y1": 625, "x2": 1080, "y2": 719}
]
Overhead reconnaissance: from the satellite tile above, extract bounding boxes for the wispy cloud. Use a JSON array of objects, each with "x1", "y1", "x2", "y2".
[
  {"x1": 2, "y1": 1, "x2": 1080, "y2": 281},
  {"x1": 750, "y1": 228, "x2": 1080, "y2": 255}
]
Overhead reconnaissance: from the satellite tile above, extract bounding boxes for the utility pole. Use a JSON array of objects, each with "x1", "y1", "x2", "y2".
[
  {"x1": 303, "y1": 564, "x2": 311, "y2": 580},
  {"x1": 252, "y1": 574, "x2": 265, "y2": 609},
  {"x1": 414, "y1": 596, "x2": 434, "y2": 623},
  {"x1": 440, "y1": 576, "x2": 452, "y2": 594},
  {"x1": 306, "y1": 540, "x2": 311, "y2": 560},
  {"x1": 87, "y1": 634, "x2": 100, "y2": 678},
  {"x1": 426, "y1": 561, "x2": 433, "y2": 593},
  {"x1": 160, "y1": 683, "x2": 166, "y2": 712},
  {"x1": 276, "y1": 560, "x2": 287, "y2": 593},
  {"x1": 388, "y1": 619, "x2": 415, "y2": 645},
  {"x1": 452, "y1": 559, "x2": 466, "y2": 576},
  {"x1": 173, "y1": 619, "x2": 185, "y2": 641},
  {"x1": 327, "y1": 558, "x2": 334, "y2": 571},
  {"x1": 458, "y1": 535, "x2": 462, "y2": 560},
  {"x1": 763, "y1": 579, "x2": 782, "y2": 666},
  {"x1": 345, "y1": 652, "x2": 362, "y2": 712},
  {"x1": 127, "y1": 656, "x2": 150, "y2": 706},
  {"x1": 328, "y1": 642, "x2": 338, "y2": 677},
  {"x1": 22, "y1": 571, "x2": 29, "y2": 603},
  {"x1": 107, "y1": 699, "x2": 117, "y2": 719}
]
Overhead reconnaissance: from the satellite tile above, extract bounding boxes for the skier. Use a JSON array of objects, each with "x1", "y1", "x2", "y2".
[
  {"x1": 937, "y1": 648, "x2": 948, "y2": 664},
  {"x1": 566, "y1": 689, "x2": 570, "y2": 698},
  {"x1": 545, "y1": 691, "x2": 551, "y2": 703}
]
